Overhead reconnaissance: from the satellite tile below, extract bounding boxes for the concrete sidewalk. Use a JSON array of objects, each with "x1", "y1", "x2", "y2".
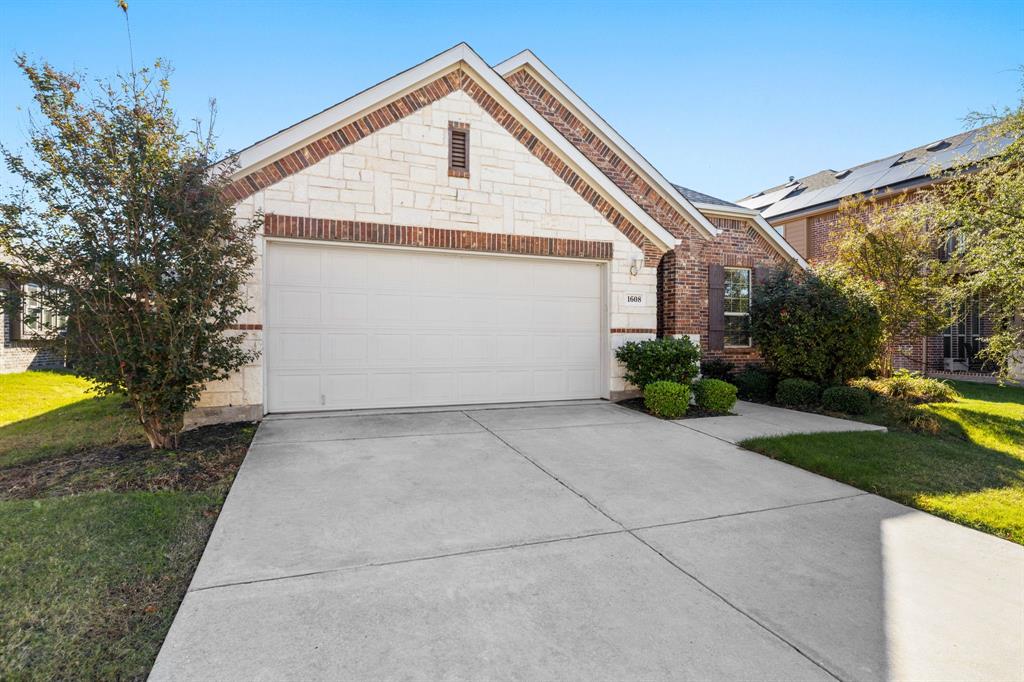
[
  {"x1": 681, "y1": 399, "x2": 887, "y2": 443},
  {"x1": 151, "y1": 402, "x2": 1023, "y2": 681}
]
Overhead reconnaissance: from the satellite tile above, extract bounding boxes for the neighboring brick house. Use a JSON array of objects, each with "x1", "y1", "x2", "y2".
[
  {"x1": 738, "y1": 127, "x2": 1014, "y2": 379},
  {"x1": 190, "y1": 43, "x2": 805, "y2": 424},
  {"x1": 0, "y1": 275, "x2": 65, "y2": 374}
]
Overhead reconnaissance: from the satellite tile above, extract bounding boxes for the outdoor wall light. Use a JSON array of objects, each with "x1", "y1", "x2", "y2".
[{"x1": 629, "y1": 256, "x2": 643, "y2": 276}]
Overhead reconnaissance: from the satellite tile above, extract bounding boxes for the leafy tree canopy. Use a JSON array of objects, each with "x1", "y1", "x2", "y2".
[{"x1": 0, "y1": 57, "x2": 261, "y2": 448}]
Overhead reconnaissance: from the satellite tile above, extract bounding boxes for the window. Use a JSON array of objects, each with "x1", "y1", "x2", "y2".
[
  {"x1": 15, "y1": 283, "x2": 64, "y2": 340},
  {"x1": 448, "y1": 122, "x2": 469, "y2": 177},
  {"x1": 724, "y1": 267, "x2": 751, "y2": 347}
]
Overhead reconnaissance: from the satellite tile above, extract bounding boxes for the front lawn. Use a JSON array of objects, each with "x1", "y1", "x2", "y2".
[
  {"x1": 743, "y1": 380, "x2": 1024, "y2": 544},
  {"x1": 0, "y1": 371, "x2": 254, "y2": 680}
]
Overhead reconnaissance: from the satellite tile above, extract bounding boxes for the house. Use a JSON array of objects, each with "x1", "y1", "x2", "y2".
[
  {"x1": 189, "y1": 43, "x2": 805, "y2": 424},
  {"x1": 738, "y1": 126, "x2": 1013, "y2": 378},
  {"x1": 0, "y1": 276, "x2": 65, "y2": 374}
]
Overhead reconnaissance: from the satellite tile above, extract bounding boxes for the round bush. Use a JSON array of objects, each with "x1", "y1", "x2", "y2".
[
  {"x1": 693, "y1": 378, "x2": 738, "y2": 413},
  {"x1": 615, "y1": 337, "x2": 700, "y2": 389},
  {"x1": 699, "y1": 358, "x2": 735, "y2": 382},
  {"x1": 643, "y1": 381, "x2": 691, "y2": 419},
  {"x1": 733, "y1": 367, "x2": 777, "y2": 402},
  {"x1": 821, "y1": 386, "x2": 872, "y2": 415},
  {"x1": 752, "y1": 270, "x2": 881, "y2": 386},
  {"x1": 776, "y1": 378, "x2": 821, "y2": 407}
]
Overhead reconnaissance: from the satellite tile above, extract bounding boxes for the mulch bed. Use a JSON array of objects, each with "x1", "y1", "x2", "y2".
[
  {"x1": 0, "y1": 422, "x2": 256, "y2": 501},
  {"x1": 616, "y1": 398, "x2": 737, "y2": 420}
]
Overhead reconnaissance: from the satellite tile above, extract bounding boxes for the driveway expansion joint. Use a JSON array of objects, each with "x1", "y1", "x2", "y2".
[{"x1": 462, "y1": 409, "x2": 847, "y2": 682}]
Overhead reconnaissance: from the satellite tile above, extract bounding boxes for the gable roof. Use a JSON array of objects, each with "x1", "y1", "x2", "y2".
[
  {"x1": 224, "y1": 43, "x2": 679, "y2": 254},
  {"x1": 739, "y1": 126, "x2": 1011, "y2": 220},
  {"x1": 493, "y1": 50, "x2": 804, "y2": 267},
  {"x1": 494, "y1": 50, "x2": 720, "y2": 240},
  {"x1": 671, "y1": 184, "x2": 742, "y2": 209}
]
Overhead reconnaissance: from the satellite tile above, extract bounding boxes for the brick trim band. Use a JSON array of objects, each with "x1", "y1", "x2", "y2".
[
  {"x1": 610, "y1": 328, "x2": 657, "y2": 334},
  {"x1": 225, "y1": 69, "x2": 661, "y2": 265},
  {"x1": 264, "y1": 214, "x2": 614, "y2": 261}
]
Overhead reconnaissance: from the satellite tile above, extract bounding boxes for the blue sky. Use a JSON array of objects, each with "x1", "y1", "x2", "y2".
[{"x1": 2, "y1": 0, "x2": 1021, "y2": 200}]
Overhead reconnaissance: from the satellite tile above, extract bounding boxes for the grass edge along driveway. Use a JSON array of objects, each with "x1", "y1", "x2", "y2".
[
  {"x1": 0, "y1": 371, "x2": 254, "y2": 680},
  {"x1": 742, "y1": 380, "x2": 1024, "y2": 545}
]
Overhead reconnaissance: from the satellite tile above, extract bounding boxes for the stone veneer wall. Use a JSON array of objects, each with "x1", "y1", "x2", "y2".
[{"x1": 196, "y1": 87, "x2": 661, "y2": 417}]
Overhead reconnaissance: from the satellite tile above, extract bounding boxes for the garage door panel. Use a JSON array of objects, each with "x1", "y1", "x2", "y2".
[
  {"x1": 495, "y1": 335, "x2": 531, "y2": 362},
  {"x1": 272, "y1": 331, "x2": 322, "y2": 367},
  {"x1": 415, "y1": 334, "x2": 456, "y2": 363},
  {"x1": 322, "y1": 250, "x2": 369, "y2": 288},
  {"x1": 533, "y1": 370, "x2": 568, "y2": 397},
  {"x1": 374, "y1": 334, "x2": 413, "y2": 363},
  {"x1": 567, "y1": 368, "x2": 600, "y2": 394},
  {"x1": 565, "y1": 334, "x2": 601, "y2": 363},
  {"x1": 323, "y1": 292, "x2": 368, "y2": 324},
  {"x1": 370, "y1": 373, "x2": 414, "y2": 402},
  {"x1": 322, "y1": 333, "x2": 368, "y2": 365},
  {"x1": 269, "y1": 289, "x2": 322, "y2": 326},
  {"x1": 413, "y1": 296, "x2": 460, "y2": 325},
  {"x1": 370, "y1": 294, "x2": 413, "y2": 322},
  {"x1": 269, "y1": 248, "x2": 321, "y2": 286},
  {"x1": 457, "y1": 335, "x2": 494, "y2": 362},
  {"x1": 267, "y1": 242, "x2": 604, "y2": 412},
  {"x1": 269, "y1": 373, "x2": 321, "y2": 410},
  {"x1": 495, "y1": 299, "x2": 532, "y2": 327},
  {"x1": 411, "y1": 372, "x2": 458, "y2": 402},
  {"x1": 323, "y1": 373, "x2": 369, "y2": 406}
]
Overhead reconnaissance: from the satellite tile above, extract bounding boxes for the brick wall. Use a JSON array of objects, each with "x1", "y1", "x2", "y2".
[
  {"x1": 662, "y1": 216, "x2": 788, "y2": 365},
  {"x1": 501, "y1": 67, "x2": 793, "y2": 367},
  {"x1": 0, "y1": 297, "x2": 64, "y2": 373}
]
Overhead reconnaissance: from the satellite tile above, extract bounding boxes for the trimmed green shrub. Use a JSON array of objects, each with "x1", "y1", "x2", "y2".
[
  {"x1": 776, "y1": 378, "x2": 821, "y2": 407},
  {"x1": 700, "y1": 358, "x2": 735, "y2": 382},
  {"x1": 821, "y1": 386, "x2": 872, "y2": 415},
  {"x1": 733, "y1": 367, "x2": 777, "y2": 402},
  {"x1": 693, "y1": 378, "x2": 738, "y2": 413},
  {"x1": 850, "y1": 369, "x2": 959, "y2": 404},
  {"x1": 615, "y1": 337, "x2": 700, "y2": 389},
  {"x1": 751, "y1": 270, "x2": 882, "y2": 385},
  {"x1": 644, "y1": 381, "x2": 691, "y2": 419}
]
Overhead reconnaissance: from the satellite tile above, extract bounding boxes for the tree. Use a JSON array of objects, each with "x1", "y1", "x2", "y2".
[
  {"x1": 0, "y1": 57, "x2": 261, "y2": 448},
  {"x1": 751, "y1": 269, "x2": 881, "y2": 385},
  {"x1": 826, "y1": 194, "x2": 949, "y2": 375},
  {"x1": 924, "y1": 82, "x2": 1024, "y2": 382}
]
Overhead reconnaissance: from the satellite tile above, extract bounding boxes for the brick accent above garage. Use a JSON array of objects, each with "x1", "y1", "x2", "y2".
[{"x1": 264, "y1": 214, "x2": 615, "y2": 261}]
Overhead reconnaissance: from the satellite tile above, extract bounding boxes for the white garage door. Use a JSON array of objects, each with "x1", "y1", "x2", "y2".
[{"x1": 265, "y1": 241, "x2": 605, "y2": 412}]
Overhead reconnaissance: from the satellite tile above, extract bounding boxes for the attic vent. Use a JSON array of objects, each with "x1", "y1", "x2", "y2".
[
  {"x1": 448, "y1": 122, "x2": 469, "y2": 177},
  {"x1": 834, "y1": 169, "x2": 852, "y2": 179},
  {"x1": 926, "y1": 140, "x2": 951, "y2": 152}
]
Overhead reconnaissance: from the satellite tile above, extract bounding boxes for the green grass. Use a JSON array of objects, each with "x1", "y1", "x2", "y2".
[
  {"x1": 0, "y1": 371, "x2": 252, "y2": 680},
  {"x1": 0, "y1": 371, "x2": 144, "y2": 468},
  {"x1": 743, "y1": 380, "x2": 1024, "y2": 544}
]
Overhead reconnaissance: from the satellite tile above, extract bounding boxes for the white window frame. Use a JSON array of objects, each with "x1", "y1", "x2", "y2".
[
  {"x1": 18, "y1": 283, "x2": 64, "y2": 340},
  {"x1": 724, "y1": 267, "x2": 752, "y2": 348}
]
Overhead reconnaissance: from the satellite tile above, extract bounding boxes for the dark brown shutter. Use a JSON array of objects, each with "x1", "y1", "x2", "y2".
[
  {"x1": 708, "y1": 264, "x2": 725, "y2": 350},
  {"x1": 449, "y1": 127, "x2": 468, "y2": 171}
]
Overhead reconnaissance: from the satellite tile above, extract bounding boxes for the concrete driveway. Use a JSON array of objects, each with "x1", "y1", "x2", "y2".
[{"x1": 152, "y1": 402, "x2": 1023, "y2": 681}]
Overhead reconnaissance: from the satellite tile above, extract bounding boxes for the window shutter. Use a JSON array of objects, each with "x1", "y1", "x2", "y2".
[
  {"x1": 449, "y1": 125, "x2": 468, "y2": 173},
  {"x1": 708, "y1": 264, "x2": 725, "y2": 350}
]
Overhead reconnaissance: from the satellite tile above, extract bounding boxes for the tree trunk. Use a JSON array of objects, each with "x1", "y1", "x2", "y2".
[{"x1": 134, "y1": 400, "x2": 183, "y2": 450}]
